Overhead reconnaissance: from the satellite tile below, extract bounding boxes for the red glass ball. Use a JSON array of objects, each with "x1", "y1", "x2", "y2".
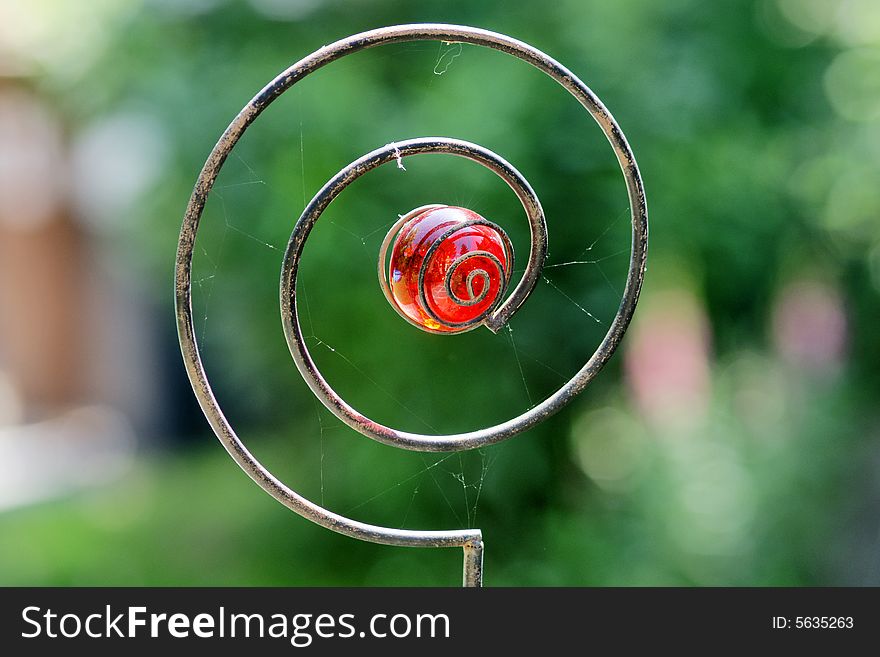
[{"x1": 381, "y1": 205, "x2": 513, "y2": 333}]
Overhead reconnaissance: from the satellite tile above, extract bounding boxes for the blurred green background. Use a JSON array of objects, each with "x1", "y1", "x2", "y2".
[{"x1": 0, "y1": 0, "x2": 878, "y2": 586}]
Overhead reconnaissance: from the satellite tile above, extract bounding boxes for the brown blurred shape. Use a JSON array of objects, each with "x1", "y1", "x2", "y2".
[{"x1": 0, "y1": 80, "x2": 86, "y2": 415}]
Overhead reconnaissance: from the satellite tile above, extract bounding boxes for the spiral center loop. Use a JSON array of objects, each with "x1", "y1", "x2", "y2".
[
  {"x1": 378, "y1": 210, "x2": 515, "y2": 334},
  {"x1": 447, "y1": 254, "x2": 496, "y2": 307}
]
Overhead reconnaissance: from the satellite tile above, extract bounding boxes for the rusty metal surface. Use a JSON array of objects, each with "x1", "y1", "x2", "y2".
[{"x1": 175, "y1": 24, "x2": 648, "y2": 587}]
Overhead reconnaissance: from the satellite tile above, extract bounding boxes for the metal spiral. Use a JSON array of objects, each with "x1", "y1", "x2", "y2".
[
  {"x1": 444, "y1": 251, "x2": 502, "y2": 306},
  {"x1": 175, "y1": 23, "x2": 648, "y2": 587}
]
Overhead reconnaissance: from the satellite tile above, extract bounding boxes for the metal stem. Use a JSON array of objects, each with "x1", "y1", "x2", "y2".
[{"x1": 463, "y1": 539, "x2": 484, "y2": 588}]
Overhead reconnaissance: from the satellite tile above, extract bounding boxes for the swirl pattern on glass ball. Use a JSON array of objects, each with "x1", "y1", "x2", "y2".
[{"x1": 380, "y1": 205, "x2": 514, "y2": 334}]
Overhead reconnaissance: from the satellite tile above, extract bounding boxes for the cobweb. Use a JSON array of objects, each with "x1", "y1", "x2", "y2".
[{"x1": 190, "y1": 42, "x2": 631, "y2": 534}]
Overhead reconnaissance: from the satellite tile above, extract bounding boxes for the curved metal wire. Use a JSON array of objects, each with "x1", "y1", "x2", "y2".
[
  {"x1": 444, "y1": 252, "x2": 505, "y2": 307},
  {"x1": 418, "y1": 218, "x2": 512, "y2": 327},
  {"x1": 175, "y1": 23, "x2": 648, "y2": 587},
  {"x1": 290, "y1": 138, "x2": 545, "y2": 336}
]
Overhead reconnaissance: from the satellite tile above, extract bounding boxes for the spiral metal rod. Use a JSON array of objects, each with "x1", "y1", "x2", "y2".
[{"x1": 175, "y1": 23, "x2": 648, "y2": 587}]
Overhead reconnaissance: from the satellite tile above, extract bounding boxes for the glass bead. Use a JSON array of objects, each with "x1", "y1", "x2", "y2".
[{"x1": 382, "y1": 205, "x2": 512, "y2": 333}]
